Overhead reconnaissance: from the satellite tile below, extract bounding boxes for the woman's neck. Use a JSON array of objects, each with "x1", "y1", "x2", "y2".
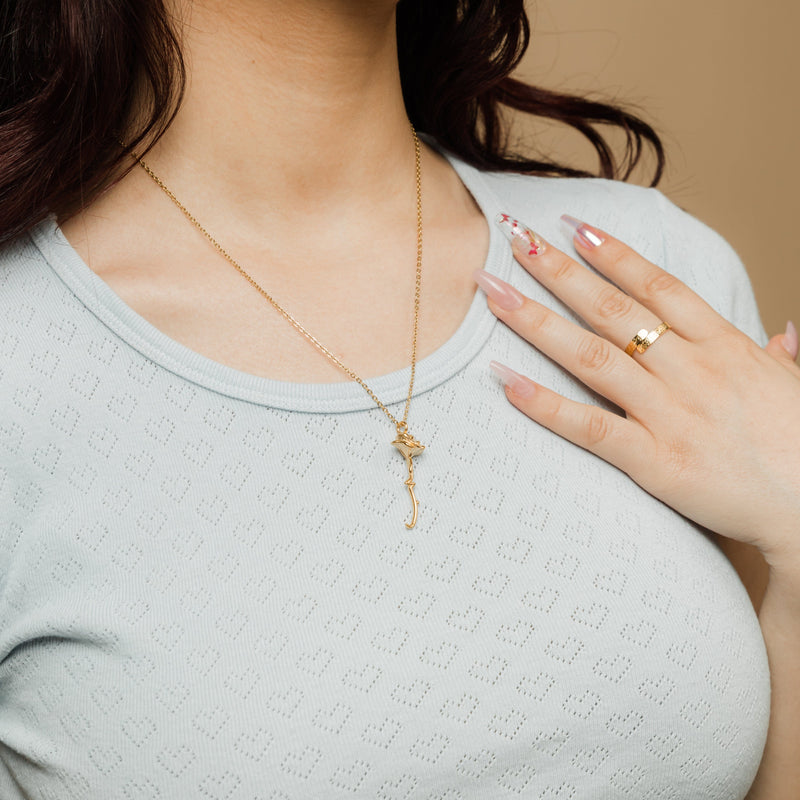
[
  {"x1": 61, "y1": 0, "x2": 490, "y2": 386},
  {"x1": 146, "y1": 0, "x2": 412, "y2": 235}
]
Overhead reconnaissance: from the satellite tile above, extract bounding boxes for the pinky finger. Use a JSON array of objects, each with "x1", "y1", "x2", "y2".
[{"x1": 489, "y1": 361, "x2": 649, "y2": 474}]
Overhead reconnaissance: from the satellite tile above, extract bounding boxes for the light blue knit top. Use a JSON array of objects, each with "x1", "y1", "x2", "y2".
[{"x1": 0, "y1": 151, "x2": 769, "y2": 799}]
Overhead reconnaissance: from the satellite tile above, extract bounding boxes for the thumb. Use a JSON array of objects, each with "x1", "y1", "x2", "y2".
[{"x1": 764, "y1": 320, "x2": 799, "y2": 363}]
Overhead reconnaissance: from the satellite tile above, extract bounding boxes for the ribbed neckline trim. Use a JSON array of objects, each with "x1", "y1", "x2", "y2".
[{"x1": 31, "y1": 146, "x2": 512, "y2": 413}]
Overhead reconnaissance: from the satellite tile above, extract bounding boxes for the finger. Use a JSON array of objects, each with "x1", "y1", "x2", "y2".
[
  {"x1": 765, "y1": 320, "x2": 799, "y2": 364},
  {"x1": 489, "y1": 361, "x2": 651, "y2": 475},
  {"x1": 495, "y1": 213, "x2": 672, "y2": 358},
  {"x1": 473, "y1": 269, "x2": 664, "y2": 416},
  {"x1": 560, "y1": 214, "x2": 730, "y2": 342}
]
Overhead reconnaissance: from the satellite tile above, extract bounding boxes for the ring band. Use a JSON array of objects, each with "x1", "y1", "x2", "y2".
[{"x1": 624, "y1": 322, "x2": 671, "y2": 356}]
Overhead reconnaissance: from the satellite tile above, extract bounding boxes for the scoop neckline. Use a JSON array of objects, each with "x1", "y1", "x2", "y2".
[{"x1": 31, "y1": 146, "x2": 512, "y2": 413}]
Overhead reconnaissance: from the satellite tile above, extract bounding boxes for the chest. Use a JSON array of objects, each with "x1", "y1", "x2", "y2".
[{"x1": 0, "y1": 340, "x2": 770, "y2": 799}]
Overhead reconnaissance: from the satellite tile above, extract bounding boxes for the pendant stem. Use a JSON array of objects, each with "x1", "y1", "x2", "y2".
[{"x1": 392, "y1": 427, "x2": 425, "y2": 530}]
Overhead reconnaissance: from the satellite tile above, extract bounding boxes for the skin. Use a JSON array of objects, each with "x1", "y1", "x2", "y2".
[
  {"x1": 62, "y1": 0, "x2": 487, "y2": 383},
  {"x1": 482, "y1": 224, "x2": 800, "y2": 799},
  {"x1": 60, "y1": 0, "x2": 798, "y2": 795}
]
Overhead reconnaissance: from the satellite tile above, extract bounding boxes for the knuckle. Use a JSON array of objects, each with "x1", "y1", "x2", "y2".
[
  {"x1": 521, "y1": 301, "x2": 551, "y2": 332},
  {"x1": 595, "y1": 286, "x2": 635, "y2": 321},
  {"x1": 542, "y1": 392, "x2": 566, "y2": 423},
  {"x1": 606, "y1": 247, "x2": 632, "y2": 273},
  {"x1": 641, "y1": 270, "x2": 680, "y2": 300},
  {"x1": 661, "y1": 436, "x2": 700, "y2": 482},
  {"x1": 576, "y1": 337, "x2": 615, "y2": 372},
  {"x1": 550, "y1": 255, "x2": 576, "y2": 283},
  {"x1": 582, "y1": 410, "x2": 613, "y2": 447}
]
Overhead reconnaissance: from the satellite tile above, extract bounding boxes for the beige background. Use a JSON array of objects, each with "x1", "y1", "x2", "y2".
[{"x1": 514, "y1": 0, "x2": 799, "y2": 337}]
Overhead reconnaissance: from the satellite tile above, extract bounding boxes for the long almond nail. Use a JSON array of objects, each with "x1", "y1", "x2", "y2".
[
  {"x1": 495, "y1": 213, "x2": 546, "y2": 256},
  {"x1": 473, "y1": 269, "x2": 524, "y2": 311},
  {"x1": 489, "y1": 361, "x2": 537, "y2": 398},
  {"x1": 561, "y1": 214, "x2": 604, "y2": 248}
]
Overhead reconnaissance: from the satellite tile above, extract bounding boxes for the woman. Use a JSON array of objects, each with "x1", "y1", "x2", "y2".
[{"x1": 0, "y1": 1, "x2": 797, "y2": 798}]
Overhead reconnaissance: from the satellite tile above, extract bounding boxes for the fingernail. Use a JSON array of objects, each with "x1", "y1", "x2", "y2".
[
  {"x1": 561, "y1": 214, "x2": 604, "y2": 248},
  {"x1": 495, "y1": 213, "x2": 546, "y2": 256},
  {"x1": 490, "y1": 361, "x2": 537, "y2": 398},
  {"x1": 783, "y1": 320, "x2": 799, "y2": 358},
  {"x1": 473, "y1": 268, "x2": 524, "y2": 311}
]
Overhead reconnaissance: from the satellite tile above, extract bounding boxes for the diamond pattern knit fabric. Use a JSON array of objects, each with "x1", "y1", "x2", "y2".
[{"x1": 0, "y1": 152, "x2": 770, "y2": 799}]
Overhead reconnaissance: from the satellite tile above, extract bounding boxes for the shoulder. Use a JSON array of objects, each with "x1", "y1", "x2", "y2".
[
  {"x1": 0, "y1": 230, "x2": 49, "y2": 344},
  {"x1": 477, "y1": 169, "x2": 724, "y2": 264},
  {"x1": 475, "y1": 169, "x2": 766, "y2": 343},
  {"x1": 479, "y1": 169, "x2": 656, "y2": 219},
  {"x1": 0, "y1": 223, "x2": 61, "y2": 310},
  {"x1": 0, "y1": 223, "x2": 82, "y2": 380}
]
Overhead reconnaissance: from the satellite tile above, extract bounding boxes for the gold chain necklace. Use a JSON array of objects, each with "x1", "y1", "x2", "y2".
[{"x1": 131, "y1": 124, "x2": 425, "y2": 529}]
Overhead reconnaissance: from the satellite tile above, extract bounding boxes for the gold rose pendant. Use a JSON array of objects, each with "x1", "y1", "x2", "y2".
[{"x1": 392, "y1": 425, "x2": 425, "y2": 530}]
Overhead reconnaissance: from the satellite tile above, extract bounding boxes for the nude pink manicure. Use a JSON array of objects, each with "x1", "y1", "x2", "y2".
[
  {"x1": 489, "y1": 361, "x2": 537, "y2": 398},
  {"x1": 473, "y1": 269, "x2": 524, "y2": 311},
  {"x1": 561, "y1": 214, "x2": 604, "y2": 248},
  {"x1": 783, "y1": 320, "x2": 799, "y2": 359}
]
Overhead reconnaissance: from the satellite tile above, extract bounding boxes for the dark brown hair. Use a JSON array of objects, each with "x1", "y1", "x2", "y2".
[{"x1": 0, "y1": 0, "x2": 664, "y2": 244}]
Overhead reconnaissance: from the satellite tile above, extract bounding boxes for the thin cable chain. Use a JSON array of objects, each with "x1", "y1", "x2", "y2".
[{"x1": 132, "y1": 125, "x2": 423, "y2": 431}]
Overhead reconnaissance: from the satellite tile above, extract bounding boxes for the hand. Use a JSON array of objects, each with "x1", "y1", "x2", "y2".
[{"x1": 476, "y1": 214, "x2": 800, "y2": 570}]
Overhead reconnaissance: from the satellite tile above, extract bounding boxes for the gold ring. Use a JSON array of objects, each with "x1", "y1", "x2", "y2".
[{"x1": 624, "y1": 322, "x2": 671, "y2": 356}]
